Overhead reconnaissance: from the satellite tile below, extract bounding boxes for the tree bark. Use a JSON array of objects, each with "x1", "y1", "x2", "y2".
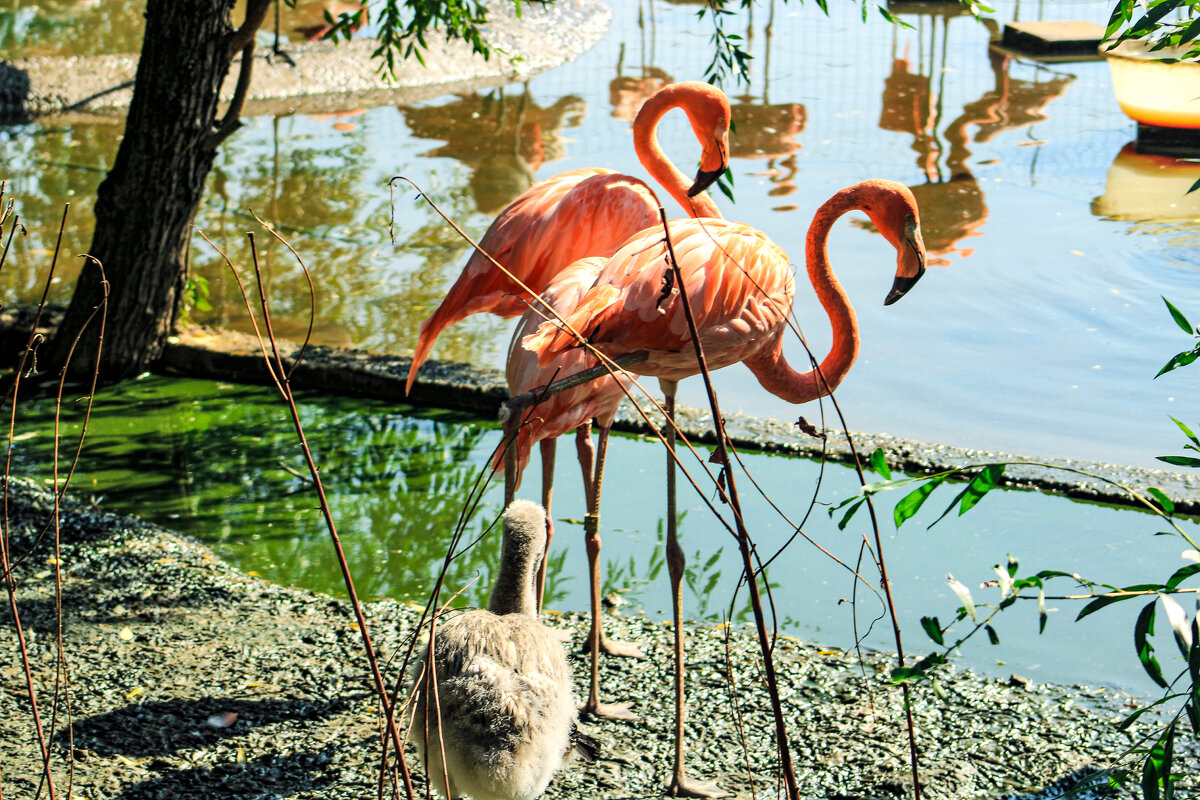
[{"x1": 48, "y1": 0, "x2": 240, "y2": 383}]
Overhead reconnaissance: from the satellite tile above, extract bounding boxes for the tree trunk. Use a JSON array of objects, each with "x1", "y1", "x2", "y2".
[{"x1": 49, "y1": 0, "x2": 239, "y2": 383}]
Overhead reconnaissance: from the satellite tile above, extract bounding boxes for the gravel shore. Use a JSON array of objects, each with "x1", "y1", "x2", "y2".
[{"x1": 0, "y1": 479, "x2": 1186, "y2": 799}]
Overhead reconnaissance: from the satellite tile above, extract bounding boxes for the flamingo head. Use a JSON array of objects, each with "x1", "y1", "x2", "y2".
[
  {"x1": 675, "y1": 81, "x2": 731, "y2": 197},
  {"x1": 852, "y1": 180, "x2": 927, "y2": 305}
]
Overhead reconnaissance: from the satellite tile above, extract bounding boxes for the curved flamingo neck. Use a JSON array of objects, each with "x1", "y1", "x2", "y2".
[
  {"x1": 633, "y1": 87, "x2": 722, "y2": 219},
  {"x1": 744, "y1": 191, "x2": 861, "y2": 404}
]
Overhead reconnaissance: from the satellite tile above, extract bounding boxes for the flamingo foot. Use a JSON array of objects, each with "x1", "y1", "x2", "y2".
[
  {"x1": 580, "y1": 700, "x2": 637, "y2": 722},
  {"x1": 583, "y1": 633, "x2": 646, "y2": 659},
  {"x1": 666, "y1": 773, "x2": 728, "y2": 798}
]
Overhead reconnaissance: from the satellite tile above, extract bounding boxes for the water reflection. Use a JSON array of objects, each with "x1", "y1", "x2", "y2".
[
  {"x1": 11, "y1": 374, "x2": 1192, "y2": 692},
  {"x1": 289, "y1": 0, "x2": 368, "y2": 42},
  {"x1": 609, "y1": 66, "x2": 674, "y2": 122},
  {"x1": 0, "y1": 123, "x2": 118, "y2": 296},
  {"x1": 0, "y1": 0, "x2": 367, "y2": 59},
  {"x1": 187, "y1": 111, "x2": 510, "y2": 360},
  {"x1": 881, "y1": 12, "x2": 1074, "y2": 264},
  {"x1": 1092, "y1": 143, "x2": 1200, "y2": 225},
  {"x1": 399, "y1": 88, "x2": 586, "y2": 215},
  {"x1": 5, "y1": 376, "x2": 574, "y2": 607},
  {"x1": 731, "y1": 98, "x2": 804, "y2": 208},
  {"x1": 0, "y1": 0, "x2": 145, "y2": 57}
]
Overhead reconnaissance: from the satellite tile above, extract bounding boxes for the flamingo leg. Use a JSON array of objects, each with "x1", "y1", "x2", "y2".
[
  {"x1": 585, "y1": 423, "x2": 645, "y2": 658},
  {"x1": 662, "y1": 381, "x2": 726, "y2": 799},
  {"x1": 578, "y1": 422, "x2": 641, "y2": 723},
  {"x1": 536, "y1": 437, "x2": 556, "y2": 613}
]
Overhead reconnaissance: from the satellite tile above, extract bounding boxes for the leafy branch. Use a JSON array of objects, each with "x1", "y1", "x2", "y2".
[
  {"x1": 1104, "y1": 0, "x2": 1200, "y2": 60},
  {"x1": 697, "y1": 0, "x2": 914, "y2": 87},
  {"x1": 829, "y1": 372, "x2": 1200, "y2": 799}
]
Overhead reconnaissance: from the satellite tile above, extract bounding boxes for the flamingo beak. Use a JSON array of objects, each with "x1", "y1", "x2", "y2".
[
  {"x1": 884, "y1": 216, "x2": 927, "y2": 306},
  {"x1": 688, "y1": 130, "x2": 729, "y2": 197},
  {"x1": 688, "y1": 166, "x2": 725, "y2": 197}
]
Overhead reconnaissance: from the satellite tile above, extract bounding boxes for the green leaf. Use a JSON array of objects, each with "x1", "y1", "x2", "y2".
[
  {"x1": 1187, "y1": 684, "x2": 1200, "y2": 735},
  {"x1": 1077, "y1": 584, "x2": 1162, "y2": 620},
  {"x1": 1105, "y1": 0, "x2": 1135, "y2": 40},
  {"x1": 1166, "y1": 297, "x2": 1196, "y2": 334},
  {"x1": 1160, "y1": 593, "x2": 1194, "y2": 658},
  {"x1": 1169, "y1": 416, "x2": 1200, "y2": 446},
  {"x1": 1166, "y1": 563, "x2": 1200, "y2": 590},
  {"x1": 861, "y1": 473, "x2": 945, "y2": 496},
  {"x1": 959, "y1": 463, "x2": 1005, "y2": 515},
  {"x1": 1136, "y1": 601, "x2": 1169, "y2": 688},
  {"x1": 920, "y1": 615, "x2": 944, "y2": 646},
  {"x1": 869, "y1": 448, "x2": 891, "y2": 480},
  {"x1": 925, "y1": 464, "x2": 1005, "y2": 528},
  {"x1": 890, "y1": 652, "x2": 946, "y2": 683},
  {"x1": 1038, "y1": 588, "x2": 1048, "y2": 633},
  {"x1": 1148, "y1": 487, "x2": 1176, "y2": 515},
  {"x1": 1156, "y1": 455, "x2": 1200, "y2": 468},
  {"x1": 1156, "y1": 346, "x2": 1200, "y2": 377},
  {"x1": 985, "y1": 625, "x2": 1000, "y2": 645},
  {"x1": 836, "y1": 498, "x2": 865, "y2": 531},
  {"x1": 1120, "y1": 694, "x2": 1183, "y2": 731},
  {"x1": 894, "y1": 479, "x2": 942, "y2": 528},
  {"x1": 1034, "y1": 569, "x2": 1080, "y2": 581}
]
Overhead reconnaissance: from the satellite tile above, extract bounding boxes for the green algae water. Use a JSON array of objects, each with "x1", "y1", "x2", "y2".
[{"x1": 7, "y1": 375, "x2": 1199, "y2": 697}]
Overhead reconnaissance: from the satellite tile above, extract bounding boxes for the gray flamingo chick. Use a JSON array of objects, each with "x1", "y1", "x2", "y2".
[{"x1": 407, "y1": 499, "x2": 599, "y2": 800}]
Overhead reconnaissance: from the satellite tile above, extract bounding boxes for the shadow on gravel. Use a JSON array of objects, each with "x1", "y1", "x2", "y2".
[
  {"x1": 67, "y1": 695, "x2": 368, "y2": 757},
  {"x1": 111, "y1": 744, "x2": 344, "y2": 800}
]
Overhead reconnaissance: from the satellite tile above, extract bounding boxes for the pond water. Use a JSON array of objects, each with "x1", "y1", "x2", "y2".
[
  {"x1": 2, "y1": 0, "x2": 1199, "y2": 701},
  {"x1": 2, "y1": 0, "x2": 1197, "y2": 471},
  {"x1": 9, "y1": 375, "x2": 1198, "y2": 699}
]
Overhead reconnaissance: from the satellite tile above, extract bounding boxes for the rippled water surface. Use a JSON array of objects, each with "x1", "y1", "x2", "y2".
[{"x1": 2, "y1": 0, "x2": 1199, "y2": 697}]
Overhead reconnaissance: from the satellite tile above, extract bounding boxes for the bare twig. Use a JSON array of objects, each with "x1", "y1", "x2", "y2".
[{"x1": 212, "y1": 226, "x2": 415, "y2": 797}]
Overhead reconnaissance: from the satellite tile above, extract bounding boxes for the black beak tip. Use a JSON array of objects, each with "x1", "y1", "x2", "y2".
[
  {"x1": 884, "y1": 273, "x2": 922, "y2": 306},
  {"x1": 688, "y1": 167, "x2": 724, "y2": 197}
]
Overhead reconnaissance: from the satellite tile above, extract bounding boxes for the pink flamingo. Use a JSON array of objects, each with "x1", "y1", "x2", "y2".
[
  {"x1": 405, "y1": 81, "x2": 731, "y2": 394},
  {"x1": 524, "y1": 179, "x2": 927, "y2": 796},
  {"x1": 502, "y1": 257, "x2": 642, "y2": 722}
]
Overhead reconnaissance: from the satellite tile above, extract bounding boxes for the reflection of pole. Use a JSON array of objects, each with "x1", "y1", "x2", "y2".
[
  {"x1": 764, "y1": 0, "x2": 776, "y2": 102},
  {"x1": 930, "y1": 16, "x2": 951, "y2": 179},
  {"x1": 270, "y1": 115, "x2": 280, "y2": 233},
  {"x1": 512, "y1": 84, "x2": 530, "y2": 156},
  {"x1": 745, "y1": 0, "x2": 753, "y2": 55}
]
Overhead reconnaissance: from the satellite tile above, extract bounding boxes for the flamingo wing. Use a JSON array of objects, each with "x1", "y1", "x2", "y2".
[
  {"x1": 407, "y1": 169, "x2": 661, "y2": 393},
  {"x1": 525, "y1": 218, "x2": 794, "y2": 380},
  {"x1": 503, "y1": 257, "x2": 633, "y2": 479}
]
